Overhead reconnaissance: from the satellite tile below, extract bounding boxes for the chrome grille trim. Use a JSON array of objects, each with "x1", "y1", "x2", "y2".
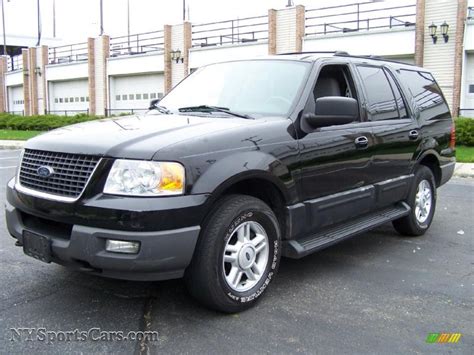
[{"x1": 15, "y1": 149, "x2": 101, "y2": 203}]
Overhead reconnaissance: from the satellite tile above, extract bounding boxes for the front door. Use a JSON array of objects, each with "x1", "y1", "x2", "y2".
[{"x1": 297, "y1": 63, "x2": 376, "y2": 232}]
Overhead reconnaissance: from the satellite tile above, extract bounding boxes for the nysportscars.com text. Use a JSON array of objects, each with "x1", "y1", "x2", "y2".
[{"x1": 10, "y1": 328, "x2": 159, "y2": 344}]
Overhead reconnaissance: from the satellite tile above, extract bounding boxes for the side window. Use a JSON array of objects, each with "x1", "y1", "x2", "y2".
[
  {"x1": 313, "y1": 65, "x2": 357, "y2": 101},
  {"x1": 399, "y1": 69, "x2": 450, "y2": 120},
  {"x1": 357, "y1": 66, "x2": 398, "y2": 121},
  {"x1": 384, "y1": 69, "x2": 408, "y2": 118}
]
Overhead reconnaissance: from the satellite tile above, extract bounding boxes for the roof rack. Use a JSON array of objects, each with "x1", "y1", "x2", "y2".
[
  {"x1": 278, "y1": 51, "x2": 349, "y2": 56},
  {"x1": 277, "y1": 51, "x2": 416, "y2": 67}
]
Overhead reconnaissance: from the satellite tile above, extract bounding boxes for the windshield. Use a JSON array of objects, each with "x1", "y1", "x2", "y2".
[{"x1": 159, "y1": 60, "x2": 310, "y2": 117}]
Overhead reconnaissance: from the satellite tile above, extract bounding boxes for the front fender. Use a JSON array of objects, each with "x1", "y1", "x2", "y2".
[{"x1": 190, "y1": 151, "x2": 294, "y2": 203}]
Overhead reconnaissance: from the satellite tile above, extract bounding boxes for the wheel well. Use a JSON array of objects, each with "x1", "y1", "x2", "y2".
[
  {"x1": 220, "y1": 178, "x2": 287, "y2": 237},
  {"x1": 419, "y1": 155, "x2": 441, "y2": 187}
]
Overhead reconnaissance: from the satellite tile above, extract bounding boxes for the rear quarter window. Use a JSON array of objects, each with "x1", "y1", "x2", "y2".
[{"x1": 399, "y1": 69, "x2": 451, "y2": 120}]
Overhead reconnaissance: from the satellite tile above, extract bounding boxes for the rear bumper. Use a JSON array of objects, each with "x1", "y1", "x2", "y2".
[
  {"x1": 439, "y1": 161, "x2": 456, "y2": 186},
  {"x1": 5, "y1": 179, "x2": 203, "y2": 281}
]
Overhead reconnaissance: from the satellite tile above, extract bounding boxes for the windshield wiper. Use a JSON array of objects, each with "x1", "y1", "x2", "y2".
[
  {"x1": 149, "y1": 105, "x2": 171, "y2": 114},
  {"x1": 148, "y1": 99, "x2": 171, "y2": 114},
  {"x1": 178, "y1": 105, "x2": 253, "y2": 119}
]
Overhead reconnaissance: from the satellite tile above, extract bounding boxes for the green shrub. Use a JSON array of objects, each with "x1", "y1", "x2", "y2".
[
  {"x1": 0, "y1": 113, "x2": 100, "y2": 131},
  {"x1": 455, "y1": 117, "x2": 474, "y2": 147}
]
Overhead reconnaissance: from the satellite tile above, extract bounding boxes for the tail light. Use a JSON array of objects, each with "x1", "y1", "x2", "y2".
[{"x1": 449, "y1": 124, "x2": 456, "y2": 150}]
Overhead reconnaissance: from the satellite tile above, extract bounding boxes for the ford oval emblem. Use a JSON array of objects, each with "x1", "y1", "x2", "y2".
[{"x1": 37, "y1": 166, "x2": 55, "y2": 178}]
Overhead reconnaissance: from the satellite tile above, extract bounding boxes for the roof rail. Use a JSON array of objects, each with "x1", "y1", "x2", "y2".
[
  {"x1": 334, "y1": 53, "x2": 415, "y2": 66},
  {"x1": 277, "y1": 51, "x2": 349, "y2": 56},
  {"x1": 276, "y1": 51, "x2": 416, "y2": 67}
]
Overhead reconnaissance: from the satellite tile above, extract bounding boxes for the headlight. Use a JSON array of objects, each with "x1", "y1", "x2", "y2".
[{"x1": 104, "y1": 159, "x2": 185, "y2": 196}]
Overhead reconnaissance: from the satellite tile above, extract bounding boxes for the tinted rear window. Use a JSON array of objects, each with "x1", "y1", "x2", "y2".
[{"x1": 399, "y1": 70, "x2": 450, "y2": 120}]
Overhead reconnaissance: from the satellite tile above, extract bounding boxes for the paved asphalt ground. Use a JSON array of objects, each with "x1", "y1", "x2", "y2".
[{"x1": 0, "y1": 148, "x2": 472, "y2": 354}]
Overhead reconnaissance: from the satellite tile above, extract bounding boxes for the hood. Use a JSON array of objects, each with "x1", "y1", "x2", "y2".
[{"x1": 25, "y1": 114, "x2": 254, "y2": 159}]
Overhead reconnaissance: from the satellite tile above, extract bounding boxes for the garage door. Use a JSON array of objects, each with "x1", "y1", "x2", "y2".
[
  {"x1": 49, "y1": 79, "x2": 89, "y2": 115},
  {"x1": 110, "y1": 73, "x2": 164, "y2": 114},
  {"x1": 461, "y1": 53, "x2": 474, "y2": 118},
  {"x1": 8, "y1": 85, "x2": 24, "y2": 114}
]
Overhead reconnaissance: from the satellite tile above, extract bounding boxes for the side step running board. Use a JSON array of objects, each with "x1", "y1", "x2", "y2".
[{"x1": 282, "y1": 202, "x2": 410, "y2": 259}]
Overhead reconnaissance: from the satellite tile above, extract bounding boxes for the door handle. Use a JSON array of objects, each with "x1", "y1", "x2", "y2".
[
  {"x1": 354, "y1": 136, "x2": 369, "y2": 148},
  {"x1": 409, "y1": 130, "x2": 419, "y2": 140}
]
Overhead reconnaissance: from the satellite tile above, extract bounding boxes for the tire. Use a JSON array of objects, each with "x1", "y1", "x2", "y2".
[
  {"x1": 185, "y1": 194, "x2": 281, "y2": 313},
  {"x1": 393, "y1": 166, "x2": 437, "y2": 236}
]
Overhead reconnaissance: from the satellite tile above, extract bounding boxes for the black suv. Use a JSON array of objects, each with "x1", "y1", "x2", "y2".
[{"x1": 5, "y1": 53, "x2": 455, "y2": 312}]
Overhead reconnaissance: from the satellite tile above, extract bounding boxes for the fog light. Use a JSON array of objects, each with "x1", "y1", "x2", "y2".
[{"x1": 105, "y1": 240, "x2": 140, "y2": 254}]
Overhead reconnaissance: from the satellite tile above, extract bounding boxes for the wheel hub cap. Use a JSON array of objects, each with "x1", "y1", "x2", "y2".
[{"x1": 238, "y1": 244, "x2": 256, "y2": 269}]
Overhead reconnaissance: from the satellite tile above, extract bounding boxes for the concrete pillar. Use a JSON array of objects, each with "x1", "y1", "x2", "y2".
[
  {"x1": 164, "y1": 22, "x2": 192, "y2": 94},
  {"x1": 0, "y1": 56, "x2": 7, "y2": 113},
  {"x1": 268, "y1": 5, "x2": 305, "y2": 55},
  {"x1": 22, "y1": 49, "x2": 31, "y2": 116},
  {"x1": 88, "y1": 35, "x2": 110, "y2": 116},
  {"x1": 414, "y1": 0, "x2": 426, "y2": 66}
]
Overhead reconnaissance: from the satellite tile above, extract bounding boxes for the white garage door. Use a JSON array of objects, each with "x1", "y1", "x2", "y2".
[
  {"x1": 8, "y1": 85, "x2": 24, "y2": 114},
  {"x1": 49, "y1": 79, "x2": 89, "y2": 115},
  {"x1": 461, "y1": 53, "x2": 474, "y2": 118},
  {"x1": 110, "y1": 73, "x2": 164, "y2": 115}
]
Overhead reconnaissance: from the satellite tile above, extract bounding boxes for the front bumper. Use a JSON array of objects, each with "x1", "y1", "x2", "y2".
[{"x1": 5, "y1": 179, "x2": 205, "y2": 281}]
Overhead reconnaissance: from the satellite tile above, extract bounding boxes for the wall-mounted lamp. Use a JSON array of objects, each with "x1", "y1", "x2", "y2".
[
  {"x1": 440, "y1": 21, "x2": 449, "y2": 43},
  {"x1": 34, "y1": 67, "x2": 42, "y2": 76},
  {"x1": 428, "y1": 22, "x2": 449, "y2": 44},
  {"x1": 170, "y1": 49, "x2": 183, "y2": 63},
  {"x1": 428, "y1": 23, "x2": 437, "y2": 44}
]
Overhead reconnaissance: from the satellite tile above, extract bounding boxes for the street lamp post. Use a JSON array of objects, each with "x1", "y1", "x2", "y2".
[
  {"x1": 127, "y1": 0, "x2": 130, "y2": 50},
  {"x1": 99, "y1": 0, "x2": 104, "y2": 35},
  {"x1": 1, "y1": 0, "x2": 7, "y2": 56},
  {"x1": 35, "y1": 0, "x2": 41, "y2": 46}
]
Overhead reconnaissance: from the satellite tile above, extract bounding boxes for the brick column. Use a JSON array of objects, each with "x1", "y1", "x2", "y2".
[
  {"x1": 88, "y1": 35, "x2": 110, "y2": 116},
  {"x1": 268, "y1": 9, "x2": 277, "y2": 55},
  {"x1": 29, "y1": 48, "x2": 38, "y2": 115},
  {"x1": 295, "y1": 5, "x2": 305, "y2": 53},
  {"x1": 164, "y1": 22, "x2": 193, "y2": 93},
  {"x1": 35, "y1": 45, "x2": 49, "y2": 114},
  {"x1": 87, "y1": 38, "x2": 96, "y2": 115},
  {"x1": 0, "y1": 56, "x2": 7, "y2": 113},
  {"x1": 183, "y1": 22, "x2": 192, "y2": 77},
  {"x1": 452, "y1": 0, "x2": 467, "y2": 116},
  {"x1": 270, "y1": 5, "x2": 306, "y2": 54},
  {"x1": 414, "y1": 0, "x2": 426, "y2": 67},
  {"x1": 164, "y1": 25, "x2": 172, "y2": 94},
  {"x1": 21, "y1": 49, "x2": 31, "y2": 116}
]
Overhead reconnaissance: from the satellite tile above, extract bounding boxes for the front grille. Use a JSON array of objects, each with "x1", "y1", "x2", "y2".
[{"x1": 19, "y1": 149, "x2": 100, "y2": 199}]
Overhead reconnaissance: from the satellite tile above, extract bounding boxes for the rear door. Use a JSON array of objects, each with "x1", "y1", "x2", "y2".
[{"x1": 355, "y1": 65, "x2": 420, "y2": 183}]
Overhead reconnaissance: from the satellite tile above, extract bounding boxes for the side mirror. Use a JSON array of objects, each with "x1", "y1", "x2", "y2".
[
  {"x1": 304, "y1": 97, "x2": 359, "y2": 128},
  {"x1": 149, "y1": 98, "x2": 161, "y2": 110}
]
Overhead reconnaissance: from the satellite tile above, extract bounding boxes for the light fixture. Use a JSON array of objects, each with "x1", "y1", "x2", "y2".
[
  {"x1": 105, "y1": 239, "x2": 140, "y2": 254},
  {"x1": 428, "y1": 23, "x2": 437, "y2": 44},
  {"x1": 34, "y1": 67, "x2": 42, "y2": 76},
  {"x1": 440, "y1": 21, "x2": 449, "y2": 43},
  {"x1": 170, "y1": 49, "x2": 183, "y2": 63}
]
